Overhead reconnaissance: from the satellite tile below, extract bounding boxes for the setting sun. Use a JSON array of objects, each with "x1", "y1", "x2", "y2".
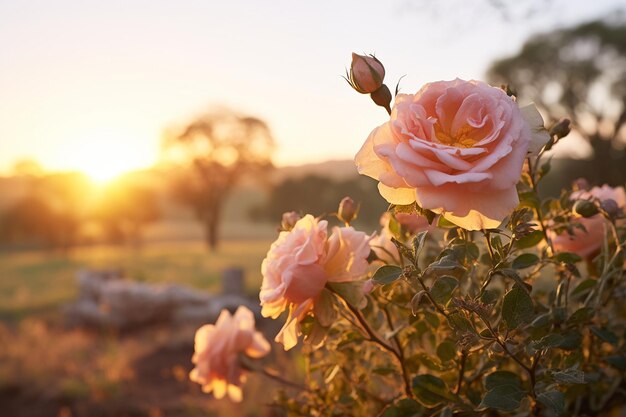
[{"x1": 60, "y1": 128, "x2": 155, "y2": 182}]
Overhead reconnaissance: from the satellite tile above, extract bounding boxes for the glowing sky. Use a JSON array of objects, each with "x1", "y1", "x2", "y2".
[{"x1": 0, "y1": 0, "x2": 622, "y2": 179}]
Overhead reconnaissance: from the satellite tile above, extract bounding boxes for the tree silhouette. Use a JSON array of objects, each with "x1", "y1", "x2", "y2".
[
  {"x1": 165, "y1": 109, "x2": 274, "y2": 250},
  {"x1": 487, "y1": 19, "x2": 626, "y2": 186}
]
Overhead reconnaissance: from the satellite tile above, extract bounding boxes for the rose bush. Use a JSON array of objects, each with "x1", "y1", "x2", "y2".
[
  {"x1": 190, "y1": 54, "x2": 626, "y2": 416},
  {"x1": 355, "y1": 78, "x2": 550, "y2": 230}
]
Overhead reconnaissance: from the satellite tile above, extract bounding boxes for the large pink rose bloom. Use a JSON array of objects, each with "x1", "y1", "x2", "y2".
[
  {"x1": 260, "y1": 214, "x2": 371, "y2": 350},
  {"x1": 355, "y1": 79, "x2": 549, "y2": 230},
  {"x1": 550, "y1": 185, "x2": 626, "y2": 258},
  {"x1": 190, "y1": 306, "x2": 270, "y2": 402}
]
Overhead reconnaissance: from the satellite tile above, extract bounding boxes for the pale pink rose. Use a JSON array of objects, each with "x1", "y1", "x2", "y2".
[
  {"x1": 355, "y1": 79, "x2": 550, "y2": 230},
  {"x1": 260, "y1": 214, "x2": 371, "y2": 350},
  {"x1": 550, "y1": 185, "x2": 626, "y2": 258},
  {"x1": 190, "y1": 306, "x2": 270, "y2": 402},
  {"x1": 395, "y1": 212, "x2": 434, "y2": 234}
]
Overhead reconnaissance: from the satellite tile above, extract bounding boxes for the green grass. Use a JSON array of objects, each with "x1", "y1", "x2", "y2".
[{"x1": 0, "y1": 239, "x2": 272, "y2": 321}]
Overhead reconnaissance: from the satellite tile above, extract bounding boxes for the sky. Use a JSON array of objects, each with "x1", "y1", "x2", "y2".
[{"x1": 0, "y1": 0, "x2": 622, "y2": 180}]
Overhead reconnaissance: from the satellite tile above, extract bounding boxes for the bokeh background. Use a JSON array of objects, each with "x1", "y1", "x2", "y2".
[{"x1": 1, "y1": 1, "x2": 625, "y2": 416}]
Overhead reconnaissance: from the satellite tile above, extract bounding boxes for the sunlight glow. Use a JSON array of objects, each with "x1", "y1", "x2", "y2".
[{"x1": 62, "y1": 129, "x2": 154, "y2": 182}]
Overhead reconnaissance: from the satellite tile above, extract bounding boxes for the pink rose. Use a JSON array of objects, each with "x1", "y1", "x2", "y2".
[
  {"x1": 260, "y1": 214, "x2": 371, "y2": 350},
  {"x1": 550, "y1": 185, "x2": 626, "y2": 258},
  {"x1": 349, "y1": 53, "x2": 385, "y2": 94},
  {"x1": 190, "y1": 306, "x2": 270, "y2": 402},
  {"x1": 355, "y1": 79, "x2": 549, "y2": 230}
]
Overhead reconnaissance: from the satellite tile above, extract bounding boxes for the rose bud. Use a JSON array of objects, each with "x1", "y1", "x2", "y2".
[
  {"x1": 573, "y1": 199, "x2": 599, "y2": 218},
  {"x1": 281, "y1": 211, "x2": 301, "y2": 231},
  {"x1": 550, "y1": 117, "x2": 571, "y2": 139},
  {"x1": 600, "y1": 198, "x2": 621, "y2": 218},
  {"x1": 572, "y1": 178, "x2": 590, "y2": 192},
  {"x1": 349, "y1": 53, "x2": 385, "y2": 94},
  {"x1": 338, "y1": 196, "x2": 358, "y2": 224}
]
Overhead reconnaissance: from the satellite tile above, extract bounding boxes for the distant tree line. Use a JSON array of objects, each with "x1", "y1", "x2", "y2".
[{"x1": 249, "y1": 174, "x2": 389, "y2": 230}]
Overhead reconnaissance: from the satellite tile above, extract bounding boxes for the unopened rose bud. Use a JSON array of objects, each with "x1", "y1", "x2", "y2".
[
  {"x1": 572, "y1": 178, "x2": 590, "y2": 191},
  {"x1": 338, "y1": 196, "x2": 358, "y2": 224},
  {"x1": 281, "y1": 211, "x2": 301, "y2": 231},
  {"x1": 362, "y1": 279, "x2": 375, "y2": 294},
  {"x1": 349, "y1": 53, "x2": 385, "y2": 94},
  {"x1": 600, "y1": 198, "x2": 621, "y2": 218},
  {"x1": 573, "y1": 199, "x2": 599, "y2": 218},
  {"x1": 550, "y1": 118, "x2": 571, "y2": 139}
]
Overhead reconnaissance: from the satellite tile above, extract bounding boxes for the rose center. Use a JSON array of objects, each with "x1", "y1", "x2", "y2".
[{"x1": 434, "y1": 123, "x2": 479, "y2": 148}]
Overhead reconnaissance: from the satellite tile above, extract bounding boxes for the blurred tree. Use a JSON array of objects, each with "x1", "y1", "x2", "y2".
[
  {"x1": 0, "y1": 173, "x2": 90, "y2": 251},
  {"x1": 250, "y1": 174, "x2": 388, "y2": 229},
  {"x1": 93, "y1": 180, "x2": 160, "y2": 246},
  {"x1": 165, "y1": 109, "x2": 274, "y2": 250},
  {"x1": 487, "y1": 19, "x2": 626, "y2": 186}
]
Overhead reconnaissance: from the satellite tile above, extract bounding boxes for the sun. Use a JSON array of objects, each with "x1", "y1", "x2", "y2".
[{"x1": 64, "y1": 128, "x2": 154, "y2": 182}]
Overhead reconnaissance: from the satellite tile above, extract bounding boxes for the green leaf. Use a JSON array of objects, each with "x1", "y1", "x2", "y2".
[
  {"x1": 567, "y1": 307, "x2": 594, "y2": 325},
  {"x1": 436, "y1": 340, "x2": 457, "y2": 362},
  {"x1": 479, "y1": 384, "x2": 526, "y2": 411},
  {"x1": 551, "y1": 367, "x2": 586, "y2": 384},
  {"x1": 531, "y1": 333, "x2": 565, "y2": 350},
  {"x1": 512, "y1": 253, "x2": 540, "y2": 269},
  {"x1": 484, "y1": 371, "x2": 522, "y2": 391},
  {"x1": 570, "y1": 279, "x2": 596, "y2": 297},
  {"x1": 494, "y1": 268, "x2": 532, "y2": 293},
  {"x1": 327, "y1": 282, "x2": 366, "y2": 309},
  {"x1": 552, "y1": 252, "x2": 582, "y2": 264},
  {"x1": 313, "y1": 289, "x2": 336, "y2": 327},
  {"x1": 537, "y1": 390, "x2": 565, "y2": 414},
  {"x1": 380, "y1": 398, "x2": 421, "y2": 417},
  {"x1": 447, "y1": 312, "x2": 475, "y2": 333},
  {"x1": 515, "y1": 230, "x2": 544, "y2": 249},
  {"x1": 412, "y1": 231, "x2": 428, "y2": 258},
  {"x1": 430, "y1": 276, "x2": 459, "y2": 305},
  {"x1": 590, "y1": 326, "x2": 619, "y2": 345},
  {"x1": 437, "y1": 216, "x2": 457, "y2": 228},
  {"x1": 372, "y1": 265, "x2": 403, "y2": 285},
  {"x1": 412, "y1": 374, "x2": 454, "y2": 407},
  {"x1": 502, "y1": 286, "x2": 534, "y2": 330},
  {"x1": 605, "y1": 355, "x2": 626, "y2": 371},
  {"x1": 480, "y1": 289, "x2": 500, "y2": 305}
]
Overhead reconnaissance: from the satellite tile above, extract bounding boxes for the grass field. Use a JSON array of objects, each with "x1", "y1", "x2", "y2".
[
  {"x1": 0, "y1": 238, "x2": 306, "y2": 417},
  {"x1": 0, "y1": 239, "x2": 272, "y2": 321}
]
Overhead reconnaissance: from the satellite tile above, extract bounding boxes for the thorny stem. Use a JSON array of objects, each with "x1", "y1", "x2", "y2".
[
  {"x1": 526, "y1": 157, "x2": 555, "y2": 257},
  {"x1": 328, "y1": 287, "x2": 414, "y2": 399},
  {"x1": 415, "y1": 274, "x2": 450, "y2": 318},
  {"x1": 455, "y1": 351, "x2": 468, "y2": 395},
  {"x1": 477, "y1": 315, "x2": 534, "y2": 395},
  {"x1": 241, "y1": 359, "x2": 309, "y2": 392}
]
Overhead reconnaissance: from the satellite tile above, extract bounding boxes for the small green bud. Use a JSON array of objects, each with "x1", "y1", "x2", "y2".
[
  {"x1": 550, "y1": 118, "x2": 571, "y2": 139},
  {"x1": 572, "y1": 199, "x2": 599, "y2": 218}
]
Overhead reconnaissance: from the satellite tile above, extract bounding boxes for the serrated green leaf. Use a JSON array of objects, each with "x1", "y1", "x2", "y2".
[
  {"x1": 412, "y1": 374, "x2": 454, "y2": 407},
  {"x1": 570, "y1": 279, "x2": 596, "y2": 297},
  {"x1": 516, "y1": 230, "x2": 544, "y2": 249},
  {"x1": 372, "y1": 265, "x2": 403, "y2": 285},
  {"x1": 551, "y1": 367, "x2": 586, "y2": 384},
  {"x1": 502, "y1": 286, "x2": 534, "y2": 329},
  {"x1": 531, "y1": 333, "x2": 565, "y2": 350},
  {"x1": 412, "y1": 231, "x2": 428, "y2": 258},
  {"x1": 380, "y1": 398, "x2": 421, "y2": 417},
  {"x1": 537, "y1": 390, "x2": 564, "y2": 413},
  {"x1": 512, "y1": 253, "x2": 540, "y2": 269},
  {"x1": 484, "y1": 371, "x2": 522, "y2": 391},
  {"x1": 480, "y1": 384, "x2": 526, "y2": 411},
  {"x1": 430, "y1": 276, "x2": 459, "y2": 304}
]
